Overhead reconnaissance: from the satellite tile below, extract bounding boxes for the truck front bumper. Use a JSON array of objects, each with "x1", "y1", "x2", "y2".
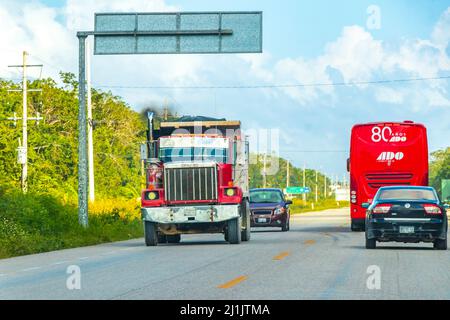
[{"x1": 141, "y1": 204, "x2": 240, "y2": 224}]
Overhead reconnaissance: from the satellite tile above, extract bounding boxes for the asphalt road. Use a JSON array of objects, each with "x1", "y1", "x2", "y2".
[{"x1": 1, "y1": 207, "x2": 450, "y2": 300}]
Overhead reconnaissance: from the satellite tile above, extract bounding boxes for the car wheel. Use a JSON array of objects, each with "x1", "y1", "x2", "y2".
[
  {"x1": 433, "y1": 238, "x2": 447, "y2": 250},
  {"x1": 227, "y1": 217, "x2": 241, "y2": 244},
  {"x1": 365, "y1": 237, "x2": 376, "y2": 249},
  {"x1": 281, "y1": 218, "x2": 289, "y2": 232},
  {"x1": 144, "y1": 221, "x2": 158, "y2": 246},
  {"x1": 167, "y1": 234, "x2": 181, "y2": 244}
]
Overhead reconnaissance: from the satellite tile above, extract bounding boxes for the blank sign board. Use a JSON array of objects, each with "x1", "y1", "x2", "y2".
[{"x1": 94, "y1": 12, "x2": 262, "y2": 54}]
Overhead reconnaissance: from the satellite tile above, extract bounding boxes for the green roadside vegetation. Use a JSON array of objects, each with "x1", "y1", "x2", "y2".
[{"x1": 289, "y1": 199, "x2": 350, "y2": 215}]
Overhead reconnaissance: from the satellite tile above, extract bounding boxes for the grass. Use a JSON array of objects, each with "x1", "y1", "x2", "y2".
[
  {"x1": 0, "y1": 190, "x2": 143, "y2": 259},
  {"x1": 289, "y1": 198, "x2": 349, "y2": 214}
]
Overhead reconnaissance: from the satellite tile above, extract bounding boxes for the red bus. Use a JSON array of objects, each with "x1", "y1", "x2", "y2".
[{"x1": 347, "y1": 121, "x2": 428, "y2": 231}]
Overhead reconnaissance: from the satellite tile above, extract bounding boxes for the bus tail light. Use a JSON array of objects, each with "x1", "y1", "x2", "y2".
[
  {"x1": 351, "y1": 190, "x2": 357, "y2": 204},
  {"x1": 373, "y1": 204, "x2": 392, "y2": 214},
  {"x1": 423, "y1": 204, "x2": 442, "y2": 215}
]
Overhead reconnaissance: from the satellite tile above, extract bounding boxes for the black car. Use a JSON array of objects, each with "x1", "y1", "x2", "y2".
[
  {"x1": 249, "y1": 188, "x2": 292, "y2": 231},
  {"x1": 365, "y1": 186, "x2": 448, "y2": 250}
]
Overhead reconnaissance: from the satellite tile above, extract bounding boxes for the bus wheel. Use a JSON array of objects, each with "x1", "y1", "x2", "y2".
[{"x1": 351, "y1": 220, "x2": 364, "y2": 232}]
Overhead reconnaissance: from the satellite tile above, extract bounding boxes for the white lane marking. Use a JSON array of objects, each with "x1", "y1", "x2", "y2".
[
  {"x1": 78, "y1": 256, "x2": 89, "y2": 260},
  {"x1": 0, "y1": 274, "x2": 6, "y2": 277},
  {"x1": 21, "y1": 266, "x2": 41, "y2": 272},
  {"x1": 51, "y1": 261, "x2": 70, "y2": 266}
]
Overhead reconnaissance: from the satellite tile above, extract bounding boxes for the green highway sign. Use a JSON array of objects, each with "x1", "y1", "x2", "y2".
[
  {"x1": 285, "y1": 187, "x2": 311, "y2": 194},
  {"x1": 93, "y1": 12, "x2": 263, "y2": 55}
]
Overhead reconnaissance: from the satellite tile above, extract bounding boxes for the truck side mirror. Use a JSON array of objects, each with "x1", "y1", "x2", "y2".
[
  {"x1": 286, "y1": 200, "x2": 293, "y2": 205},
  {"x1": 362, "y1": 202, "x2": 371, "y2": 209},
  {"x1": 346, "y1": 158, "x2": 350, "y2": 172}
]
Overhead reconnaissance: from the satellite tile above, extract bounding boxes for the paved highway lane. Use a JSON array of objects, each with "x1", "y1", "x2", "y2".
[{"x1": 1, "y1": 207, "x2": 450, "y2": 300}]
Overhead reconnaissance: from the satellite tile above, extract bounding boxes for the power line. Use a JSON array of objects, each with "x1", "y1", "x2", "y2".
[{"x1": 93, "y1": 75, "x2": 450, "y2": 90}]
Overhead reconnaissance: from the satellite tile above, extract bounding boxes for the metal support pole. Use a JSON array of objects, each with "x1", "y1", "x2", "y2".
[
  {"x1": 22, "y1": 51, "x2": 28, "y2": 193},
  {"x1": 78, "y1": 34, "x2": 88, "y2": 227},
  {"x1": 86, "y1": 40, "x2": 95, "y2": 203}
]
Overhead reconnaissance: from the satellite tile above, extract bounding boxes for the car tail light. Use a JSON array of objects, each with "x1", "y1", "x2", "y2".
[
  {"x1": 373, "y1": 204, "x2": 392, "y2": 214},
  {"x1": 423, "y1": 204, "x2": 442, "y2": 215}
]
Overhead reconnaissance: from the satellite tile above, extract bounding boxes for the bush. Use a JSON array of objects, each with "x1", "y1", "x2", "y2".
[{"x1": 0, "y1": 190, "x2": 143, "y2": 259}]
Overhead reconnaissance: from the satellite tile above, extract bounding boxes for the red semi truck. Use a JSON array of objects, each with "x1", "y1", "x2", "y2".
[
  {"x1": 347, "y1": 121, "x2": 429, "y2": 231},
  {"x1": 140, "y1": 115, "x2": 251, "y2": 245}
]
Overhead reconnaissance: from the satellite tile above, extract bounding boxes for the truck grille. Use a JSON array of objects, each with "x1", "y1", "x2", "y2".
[{"x1": 164, "y1": 165, "x2": 218, "y2": 202}]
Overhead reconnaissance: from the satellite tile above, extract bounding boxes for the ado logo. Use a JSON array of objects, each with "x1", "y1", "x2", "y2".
[{"x1": 377, "y1": 152, "x2": 404, "y2": 162}]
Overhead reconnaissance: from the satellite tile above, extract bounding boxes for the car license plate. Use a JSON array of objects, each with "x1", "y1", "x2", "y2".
[
  {"x1": 399, "y1": 226, "x2": 414, "y2": 234},
  {"x1": 257, "y1": 218, "x2": 268, "y2": 223}
]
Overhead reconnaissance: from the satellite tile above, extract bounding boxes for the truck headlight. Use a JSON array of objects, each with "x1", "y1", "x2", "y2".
[
  {"x1": 225, "y1": 188, "x2": 236, "y2": 197},
  {"x1": 274, "y1": 207, "x2": 286, "y2": 215},
  {"x1": 146, "y1": 191, "x2": 159, "y2": 200}
]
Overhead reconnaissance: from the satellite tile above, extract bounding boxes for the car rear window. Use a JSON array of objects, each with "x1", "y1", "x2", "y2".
[
  {"x1": 378, "y1": 189, "x2": 436, "y2": 201},
  {"x1": 250, "y1": 190, "x2": 283, "y2": 203}
]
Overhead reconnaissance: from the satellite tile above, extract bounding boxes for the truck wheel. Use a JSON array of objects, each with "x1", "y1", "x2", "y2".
[
  {"x1": 144, "y1": 221, "x2": 158, "y2": 246},
  {"x1": 433, "y1": 238, "x2": 447, "y2": 250},
  {"x1": 241, "y1": 200, "x2": 251, "y2": 242},
  {"x1": 158, "y1": 233, "x2": 167, "y2": 243},
  {"x1": 167, "y1": 234, "x2": 181, "y2": 244},
  {"x1": 227, "y1": 217, "x2": 241, "y2": 244}
]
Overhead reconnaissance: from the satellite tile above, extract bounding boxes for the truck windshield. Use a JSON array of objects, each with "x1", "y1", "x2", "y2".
[
  {"x1": 159, "y1": 137, "x2": 229, "y2": 163},
  {"x1": 250, "y1": 190, "x2": 283, "y2": 203},
  {"x1": 378, "y1": 189, "x2": 436, "y2": 201}
]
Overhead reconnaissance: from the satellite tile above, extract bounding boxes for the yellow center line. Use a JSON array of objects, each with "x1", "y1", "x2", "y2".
[
  {"x1": 273, "y1": 251, "x2": 290, "y2": 260},
  {"x1": 304, "y1": 239, "x2": 316, "y2": 245},
  {"x1": 217, "y1": 275, "x2": 248, "y2": 289}
]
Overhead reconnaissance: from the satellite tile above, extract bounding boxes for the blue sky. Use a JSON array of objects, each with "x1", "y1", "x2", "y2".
[{"x1": 2, "y1": 0, "x2": 450, "y2": 179}]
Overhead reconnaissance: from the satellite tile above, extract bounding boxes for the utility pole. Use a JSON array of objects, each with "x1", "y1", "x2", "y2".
[
  {"x1": 263, "y1": 153, "x2": 267, "y2": 188},
  {"x1": 324, "y1": 172, "x2": 327, "y2": 198},
  {"x1": 7, "y1": 51, "x2": 43, "y2": 193},
  {"x1": 286, "y1": 159, "x2": 290, "y2": 188},
  {"x1": 315, "y1": 169, "x2": 318, "y2": 203},
  {"x1": 302, "y1": 163, "x2": 306, "y2": 202},
  {"x1": 86, "y1": 40, "x2": 95, "y2": 203}
]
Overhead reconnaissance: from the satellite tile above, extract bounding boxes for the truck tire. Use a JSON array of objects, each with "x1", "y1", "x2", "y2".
[
  {"x1": 144, "y1": 221, "x2": 158, "y2": 246},
  {"x1": 434, "y1": 238, "x2": 447, "y2": 250},
  {"x1": 167, "y1": 234, "x2": 181, "y2": 244},
  {"x1": 158, "y1": 233, "x2": 167, "y2": 243},
  {"x1": 227, "y1": 217, "x2": 241, "y2": 244},
  {"x1": 241, "y1": 200, "x2": 251, "y2": 242}
]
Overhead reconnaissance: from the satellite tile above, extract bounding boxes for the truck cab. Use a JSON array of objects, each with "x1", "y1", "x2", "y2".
[{"x1": 140, "y1": 116, "x2": 251, "y2": 245}]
